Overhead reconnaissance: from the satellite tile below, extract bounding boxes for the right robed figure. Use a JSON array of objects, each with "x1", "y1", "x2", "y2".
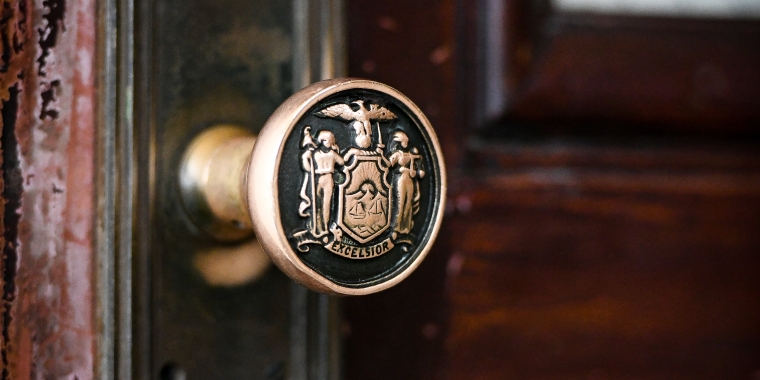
[{"x1": 388, "y1": 131, "x2": 424, "y2": 235}]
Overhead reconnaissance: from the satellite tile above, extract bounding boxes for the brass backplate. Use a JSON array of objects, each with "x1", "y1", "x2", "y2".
[{"x1": 139, "y1": 0, "x2": 343, "y2": 379}]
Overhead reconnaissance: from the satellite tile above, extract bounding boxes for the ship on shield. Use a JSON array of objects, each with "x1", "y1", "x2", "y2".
[{"x1": 291, "y1": 99, "x2": 426, "y2": 259}]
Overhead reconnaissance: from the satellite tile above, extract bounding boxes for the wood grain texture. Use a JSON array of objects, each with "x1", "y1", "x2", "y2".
[
  {"x1": 344, "y1": 0, "x2": 760, "y2": 379},
  {"x1": 343, "y1": 0, "x2": 457, "y2": 379},
  {"x1": 448, "y1": 141, "x2": 760, "y2": 379},
  {"x1": 344, "y1": 0, "x2": 462, "y2": 166},
  {"x1": 460, "y1": 0, "x2": 760, "y2": 135},
  {"x1": 506, "y1": 15, "x2": 760, "y2": 133}
]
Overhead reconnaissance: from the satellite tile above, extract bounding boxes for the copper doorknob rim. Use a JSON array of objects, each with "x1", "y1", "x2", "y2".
[{"x1": 180, "y1": 78, "x2": 446, "y2": 295}]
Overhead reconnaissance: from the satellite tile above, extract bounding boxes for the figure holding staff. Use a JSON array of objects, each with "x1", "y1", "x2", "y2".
[{"x1": 300, "y1": 128, "x2": 344, "y2": 238}]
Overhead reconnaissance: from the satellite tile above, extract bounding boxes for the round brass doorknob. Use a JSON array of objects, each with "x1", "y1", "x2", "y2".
[{"x1": 180, "y1": 78, "x2": 446, "y2": 295}]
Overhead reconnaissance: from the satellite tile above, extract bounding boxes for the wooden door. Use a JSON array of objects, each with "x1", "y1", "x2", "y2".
[
  {"x1": 342, "y1": 1, "x2": 760, "y2": 379},
  {"x1": 2, "y1": 0, "x2": 759, "y2": 379}
]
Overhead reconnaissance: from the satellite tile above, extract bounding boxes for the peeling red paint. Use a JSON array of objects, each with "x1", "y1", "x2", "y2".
[{"x1": 0, "y1": 0, "x2": 96, "y2": 377}]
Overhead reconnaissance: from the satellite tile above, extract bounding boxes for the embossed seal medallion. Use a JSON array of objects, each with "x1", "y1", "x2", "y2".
[
  {"x1": 290, "y1": 99, "x2": 429, "y2": 261},
  {"x1": 248, "y1": 79, "x2": 445, "y2": 294}
]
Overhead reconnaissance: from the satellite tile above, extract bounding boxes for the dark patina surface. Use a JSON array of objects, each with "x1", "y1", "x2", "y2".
[{"x1": 277, "y1": 89, "x2": 442, "y2": 288}]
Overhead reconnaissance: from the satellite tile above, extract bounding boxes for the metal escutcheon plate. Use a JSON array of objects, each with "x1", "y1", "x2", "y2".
[{"x1": 248, "y1": 78, "x2": 446, "y2": 295}]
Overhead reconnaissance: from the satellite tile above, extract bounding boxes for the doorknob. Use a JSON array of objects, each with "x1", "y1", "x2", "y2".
[{"x1": 179, "y1": 78, "x2": 446, "y2": 295}]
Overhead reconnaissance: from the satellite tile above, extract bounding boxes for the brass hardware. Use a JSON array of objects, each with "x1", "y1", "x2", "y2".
[
  {"x1": 180, "y1": 126, "x2": 271, "y2": 287},
  {"x1": 179, "y1": 125, "x2": 256, "y2": 242},
  {"x1": 179, "y1": 78, "x2": 446, "y2": 295}
]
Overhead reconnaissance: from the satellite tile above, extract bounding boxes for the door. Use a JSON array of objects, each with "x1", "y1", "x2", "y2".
[
  {"x1": 1, "y1": 0, "x2": 759, "y2": 379},
  {"x1": 342, "y1": 1, "x2": 760, "y2": 379}
]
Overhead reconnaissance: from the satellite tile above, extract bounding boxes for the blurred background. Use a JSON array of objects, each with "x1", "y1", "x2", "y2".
[{"x1": 342, "y1": 0, "x2": 760, "y2": 379}]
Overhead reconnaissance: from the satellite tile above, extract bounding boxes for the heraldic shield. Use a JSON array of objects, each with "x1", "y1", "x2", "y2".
[{"x1": 338, "y1": 156, "x2": 392, "y2": 244}]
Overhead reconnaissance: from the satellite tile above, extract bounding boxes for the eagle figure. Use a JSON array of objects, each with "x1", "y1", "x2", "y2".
[{"x1": 316, "y1": 100, "x2": 397, "y2": 138}]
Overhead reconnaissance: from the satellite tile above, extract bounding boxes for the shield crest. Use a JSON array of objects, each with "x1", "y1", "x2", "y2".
[{"x1": 337, "y1": 155, "x2": 392, "y2": 243}]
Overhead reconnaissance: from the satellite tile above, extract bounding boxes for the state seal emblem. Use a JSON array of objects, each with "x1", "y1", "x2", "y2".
[
  {"x1": 291, "y1": 99, "x2": 426, "y2": 260},
  {"x1": 262, "y1": 79, "x2": 445, "y2": 293}
]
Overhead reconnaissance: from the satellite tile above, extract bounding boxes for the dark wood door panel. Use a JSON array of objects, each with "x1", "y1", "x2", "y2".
[
  {"x1": 448, "y1": 142, "x2": 760, "y2": 379},
  {"x1": 504, "y1": 15, "x2": 760, "y2": 133},
  {"x1": 459, "y1": 1, "x2": 760, "y2": 135},
  {"x1": 343, "y1": 1, "x2": 457, "y2": 379},
  {"x1": 343, "y1": 0, "x2": 760, "y2": 379}
]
